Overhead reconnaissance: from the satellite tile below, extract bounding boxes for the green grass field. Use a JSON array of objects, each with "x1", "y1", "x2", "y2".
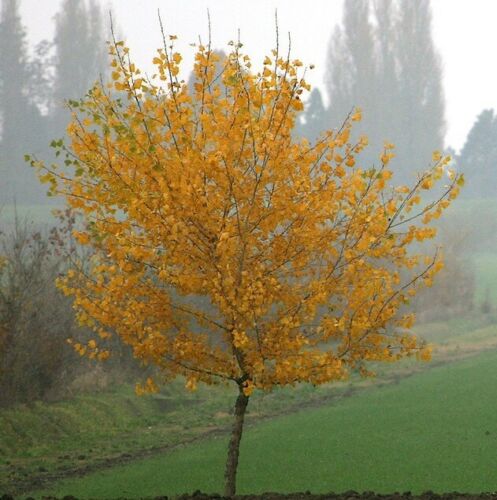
[{"x1": 29, "y1": 347, "x2": 497, "y2": 498}]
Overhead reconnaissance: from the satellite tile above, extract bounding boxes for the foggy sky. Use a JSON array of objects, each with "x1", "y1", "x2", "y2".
[{"x1": 19, "y1": 0, "x2": 497, "y2": 152}]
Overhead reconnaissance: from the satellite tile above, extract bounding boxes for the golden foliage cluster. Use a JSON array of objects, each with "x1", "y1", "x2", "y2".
[{"x1": 31, "y1": 35, "x2": 462, "y2": 396}]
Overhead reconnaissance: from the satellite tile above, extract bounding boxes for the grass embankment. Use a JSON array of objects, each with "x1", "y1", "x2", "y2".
[
  {"x1": 30, "y1": 344, "x2": 497, "y2": 497},
  {"x1": 1, "y1": 368, "x2": 359, "y2": 494}
]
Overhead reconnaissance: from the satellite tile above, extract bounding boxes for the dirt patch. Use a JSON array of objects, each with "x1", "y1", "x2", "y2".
[
  {"x1": 4, "y1": 490, "x2": 497, "y2": 499},
  {"x1": 190, "y1": 493, "x2": 497, "y2": 500}
]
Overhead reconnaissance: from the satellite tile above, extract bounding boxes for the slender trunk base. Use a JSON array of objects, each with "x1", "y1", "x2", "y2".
[{"x1": 224, "y1": 385, "x2": 249, "y2": 497}]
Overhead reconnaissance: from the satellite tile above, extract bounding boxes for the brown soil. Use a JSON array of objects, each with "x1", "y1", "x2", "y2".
[{"x1": 4, "y1": 490, "x2": 497, "y2": 499}]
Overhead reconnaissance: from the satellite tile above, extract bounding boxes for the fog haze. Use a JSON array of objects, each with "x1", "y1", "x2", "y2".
[{"x1": 19, "y1": 0, "x2": 497, "y2": 151}]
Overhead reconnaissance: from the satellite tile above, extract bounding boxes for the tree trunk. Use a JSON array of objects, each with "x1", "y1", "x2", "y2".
[{"x1": 224, "y1": 385, "x2": 249, "y2": 497}]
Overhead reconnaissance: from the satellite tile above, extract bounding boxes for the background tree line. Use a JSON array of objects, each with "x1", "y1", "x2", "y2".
[
  {"x1": 0, "y1": 0, "x2": 108, "y2": 204},
  {"x1": 1, "y1": 0, "x2": 496, "y2": 202},
  {"x1": 296, "y1": 0, "x2": 496, "y2": 197},
  {"x1": 297, "y1": 0, "x2": 445, "y2": 185}
]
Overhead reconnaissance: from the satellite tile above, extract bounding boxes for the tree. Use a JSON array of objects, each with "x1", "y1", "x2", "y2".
[
  {"x1": 373, "y1": 0, "x2": 400, "y2": 153},
  {"x1": 295, "y1": 88, "x2": 327, "y2": 142},
  {"x1": 0, "y1": 217, "x2": 73, "y2": 406},
  {"x1": 0, "y1": 0, "x2": 28, "y2": 147},
  {"x1": 187, "y1": 49, "x2": 228, "y2": 95},
  {"x1": 0, "y1": 0, "x2": 47, "y2": 201},
  {"x1": 395, "y1": 0, "x2": 445, "y2": 181},
  {"x1": 412, "y1": 219, "x2": 475, "y2": 322},
  {"x1": 457, "y1": 109, "x2": 497, "y2": 198},
  {"x1": 325, "y1": 0, "x2": 445, "y2": 183},
  {"x1": 52, "y1": 0, "x2": 107, "y2": 133},
  {"x1": 30, "y1": 35, "x2": 462, "y2": 496},
  {"x1": 325, "y1": 0, "x2": 381, "y2": 166}
]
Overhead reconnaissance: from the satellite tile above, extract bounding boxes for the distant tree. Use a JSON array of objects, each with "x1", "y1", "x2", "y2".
[
  {"x1": 325, "y1": 0, "x2": 379, "y2": 160},
  {"x1": 31, "y1": 36, "x2": 462, "y2": 496},
  {"x1": 26, "y1": 39, "x2": 54, "y2": 115},
  {"x1": 52, "y1": 0, "x2": 107, "y2": 133},
  {"x1": 457, "y1": 109, "x2": 497, "y2": 198},
  {"x1": 0, "y1": 0, "x2": 47, "y2": 201},
  {"x1": 395, "y1": 0, "x2": 445, "y2": 181},
  {"x1": 0, "y1": 0, "x2": 28, "y2": 142},
  {"x1": 325, "y1": 0, "x2": 445, "y2": 183},
  {"x1": 295, "y1": 88, "x2": 327, "y2": 141},
  {"x1": 373, "y1": 0, "x2": 400, "y2": 150}
]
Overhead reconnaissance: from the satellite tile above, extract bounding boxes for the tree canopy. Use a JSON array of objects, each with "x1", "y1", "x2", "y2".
[{"x1": 30, "y1": 34, "x2": 462, "y2": 495}]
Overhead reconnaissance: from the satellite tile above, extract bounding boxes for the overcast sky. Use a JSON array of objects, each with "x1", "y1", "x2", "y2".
[{"x1": 19, "y1": 0, "x2": 497, "y2": 152}]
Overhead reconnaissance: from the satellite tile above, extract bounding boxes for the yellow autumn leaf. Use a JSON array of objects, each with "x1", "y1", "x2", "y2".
[
  {"x1": 73, "y1": 231, "x2": 90, "y2": 245},
  {"x1": 421, "y1": 177, "x2": 433, "y2": 189},
  {"x1": 432, "y1": 151, "x2": 442, "y2": 162},
  {"x1": 351, "y1": 108, "x2": 362, "y2": 121}
]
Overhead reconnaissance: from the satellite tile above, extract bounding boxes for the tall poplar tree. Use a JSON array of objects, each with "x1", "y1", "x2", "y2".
[
  {"x1": 324, "y1": 0, "x2": 445, "y2": 182},
  {"x1": 325, "y1": 0, "x2": 380, "y2": 165},
  {"x1": 373, "y1": 0, "x2": 400, "y2": 150},
  {"x1": 0, "y1": 0, "x2": 46, "y2": 201},
  {"x1": 395, "y1": 0, "x2": 445, "y2": 181},
  {"x1": 52, "y1": 0, "x2": 107, "y2": 133},
  {"x1": 0, "y1": 0, "x2": 27, "y2": 146}
]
